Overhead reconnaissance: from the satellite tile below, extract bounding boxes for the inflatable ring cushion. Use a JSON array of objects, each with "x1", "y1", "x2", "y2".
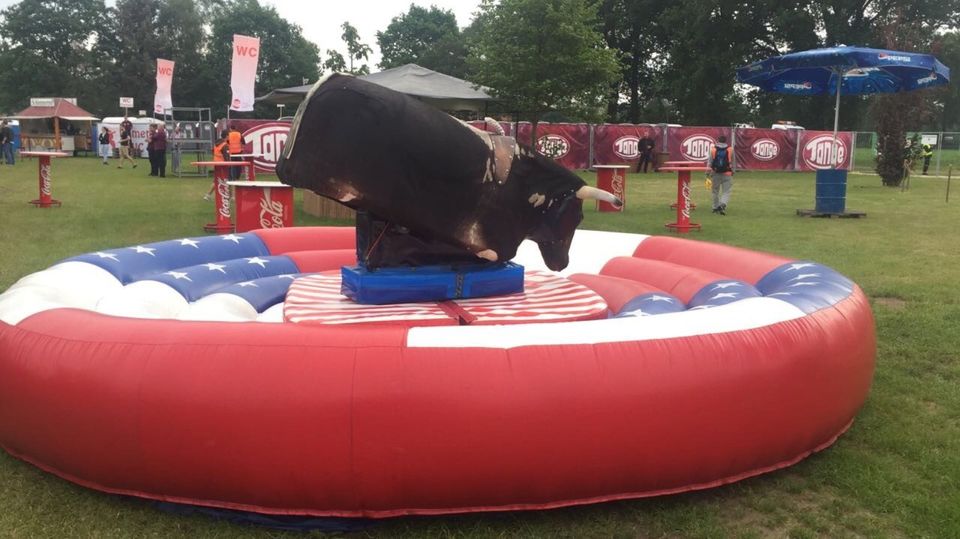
[{"x1": 0, "y1": 227, "x2": 875, "y2": 517}]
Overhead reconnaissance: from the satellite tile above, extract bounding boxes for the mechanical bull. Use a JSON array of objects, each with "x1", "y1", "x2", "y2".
[{"x1": 276, "y1": 73, "x2": 621, "y2": 271}]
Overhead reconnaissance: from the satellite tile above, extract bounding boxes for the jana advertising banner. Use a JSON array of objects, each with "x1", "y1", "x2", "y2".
[
  {"x1": 733, "y1": 128, "x2": 798, "y2": 171},
  {"x1": 229, "y1": 119, "x2": 291, "y2": 172},
  {"x1": 797, "y1": 130, "x2": 854, "y2": 171},
  {"x1": 592, "y1": 124, "x2": 663, "y2": 166},
  {"x1": 666, "y1": 127, "x2": 733, "y2": 163},
  {"x1": 515, "y1": 122, "x2": 591, "y2": 170}
]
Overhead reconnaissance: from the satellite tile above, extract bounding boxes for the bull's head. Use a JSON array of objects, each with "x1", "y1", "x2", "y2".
[{"x1": 508, "y1": 151, "x2": 622, "y2": 271}]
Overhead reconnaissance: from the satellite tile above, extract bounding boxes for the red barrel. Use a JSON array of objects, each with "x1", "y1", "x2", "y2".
[{"x1": 595, "y1": 165, "x2": 629, "y2": 212}]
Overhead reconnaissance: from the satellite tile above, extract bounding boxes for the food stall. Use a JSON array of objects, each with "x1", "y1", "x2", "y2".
[{"x1": 7, "y1": 98, "x2": 99, "y2": 154}]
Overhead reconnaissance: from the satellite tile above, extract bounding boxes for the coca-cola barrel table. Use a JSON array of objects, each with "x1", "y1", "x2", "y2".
[
  {"x1": 191, "y1": 161, "x2": 251, "y2": 234},
  {"x1": 227, "y1": 181, "x2": 294, "y2": 233},
  {"x1": 663, "y1": 161, "x2": 702, "y2": 211},
  {"x1": 594, "y1": 165, "x2": 629, "y2": 212},
  {"x1": 21, "y1": 151, "x2": 70, "y2": 208},
  {"x1": 660, "y1": 165, "x2": 710, "y2": 234}
]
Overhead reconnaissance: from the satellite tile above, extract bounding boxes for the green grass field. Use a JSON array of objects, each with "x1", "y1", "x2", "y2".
[
  {"x1": 852, "y1": 146, "x2": 960, "y2": 175},
  {"x1": 1, "y1": 157, "x2": 959, "y2": 538}
]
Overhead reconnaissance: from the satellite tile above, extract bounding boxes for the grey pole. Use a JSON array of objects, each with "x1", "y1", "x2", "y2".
[{"x1": 831, "y1": 68, "x2": 842, "y2": 168}]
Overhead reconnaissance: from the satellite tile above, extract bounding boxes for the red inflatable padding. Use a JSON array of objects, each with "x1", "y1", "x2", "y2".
[
  {"x1": 600, "y1": 257, "x2": 727, "y2": 303},
  {"x1": 253, "y1": 226, "x2": 356, "y2": 255},
  {"x1": 284, "y1": 249, "x2": 357, "y2": 272},
  {"x1": 0, "y1": 290, "x2": 875, "y2": 517},
  {"x1": 634, "y1": 236, "x2": 790, "y2": 285},
  {"x1": 568, "y1": 273, "x2": 664, "y2": 313}
]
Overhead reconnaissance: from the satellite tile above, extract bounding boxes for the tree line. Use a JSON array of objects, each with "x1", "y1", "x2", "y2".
[{"x1": 1, "y1": 0, "x2": 958, "y2": 133}]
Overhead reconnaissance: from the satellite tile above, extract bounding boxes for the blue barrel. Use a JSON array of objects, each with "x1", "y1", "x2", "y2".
[{"x1": 815, "y1": 169, "x2": 847, "y2": 214}]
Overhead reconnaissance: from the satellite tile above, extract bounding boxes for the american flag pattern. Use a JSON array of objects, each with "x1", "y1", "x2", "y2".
[
  {"x1": 284, "y1": 270, "x2": 609, "y2": 326},
  {"x1": 0, "y1": 230, "x2": 857, "y2": 327}
]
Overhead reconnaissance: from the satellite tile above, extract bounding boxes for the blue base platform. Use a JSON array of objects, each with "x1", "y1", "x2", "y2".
[{"x1": 341, "y1": 262, "x2": 525, "y2": 305}]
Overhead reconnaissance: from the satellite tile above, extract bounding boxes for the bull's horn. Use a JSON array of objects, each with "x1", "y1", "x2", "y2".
[
  {"x1": 576, "y1": 185, "x2": 623, "y2": 208},
  {"x1": 476, "y1": 249, "x2": 499, "y2": 262},
  {"x1": 484, "y1": 117, "x2": 505, "y2": 136}
]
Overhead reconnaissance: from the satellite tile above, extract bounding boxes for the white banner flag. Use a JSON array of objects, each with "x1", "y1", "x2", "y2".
[
  {"x1": 153, "y1": 59, "x2": 175, "y2": 114},
  {"x1": 230, "y1": 34, "x2": 261, "y2": 111}
]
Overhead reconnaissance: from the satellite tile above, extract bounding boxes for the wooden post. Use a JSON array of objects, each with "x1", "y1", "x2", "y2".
[
  {"x1": 947, "y1": 165, "x2": 952, "y2": 203},
  {"x1": 54, "y1": 117, "x2": 61, "y2": 151}
]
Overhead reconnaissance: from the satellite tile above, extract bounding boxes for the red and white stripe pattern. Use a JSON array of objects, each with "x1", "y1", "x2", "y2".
[{"x1": 283, "y1": 270, "x2": 608, "y2": 326}]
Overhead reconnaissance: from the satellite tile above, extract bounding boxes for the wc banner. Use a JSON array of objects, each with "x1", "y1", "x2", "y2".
[
  {"x1": 153, "y1": 59, "x2": 175, "y2": 114},
  {"x1": 733, "y1": 128, "x2": 798, "y2": 170},
  {"x1": 230, "y1": 34, "x2": 261, "y2": 111}
]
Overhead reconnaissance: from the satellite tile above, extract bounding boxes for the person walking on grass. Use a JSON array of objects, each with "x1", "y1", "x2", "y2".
[
  {"x1": 98, "y1": 127, "x2": 112, "y2": 165},
  {"x1": 117, "y1": 122, "x2": 136, "y2": 169},
  {"x1": 709, "y1": 135, "x2": 734, "y2": 215},
  {"x1": 0, "y1": 120, "x2": 14, "y2": 165}
]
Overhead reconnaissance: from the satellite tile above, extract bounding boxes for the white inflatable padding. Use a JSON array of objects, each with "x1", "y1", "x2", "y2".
[
  {"x1": 95, "y1": 280, "x2": 188, "y2": 319},
  {"x1": 407, "y1": 296, "x2": 807, "y2": 349},
  {"x1": 511, "y1": 230, "x2": 648, "y2": 276},
  {"x1": 179, "y1": 294, "x2": 259, "y2": 322},
  {"x1": 4, "y1": 262, "x2": 122, "y2": 311},
  {"x1": 0, "y1": 286, "x2": 70, "y2": 325},
  {"x1": 257, "y1": 303, "x2": 286, "y2": 323}
]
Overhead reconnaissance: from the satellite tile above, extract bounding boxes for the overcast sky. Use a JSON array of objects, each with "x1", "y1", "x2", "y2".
[
  {"x1": 0, "y1": 0, "x2": 483, "y2": 70},
  {"x1": 264, "y1": 1, "x2": 482, "y2": 69}
]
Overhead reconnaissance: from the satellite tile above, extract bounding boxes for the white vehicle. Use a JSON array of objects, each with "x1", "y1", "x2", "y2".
[{"x1": 771, "y1": 121, "x2": 805, "y2": 131}]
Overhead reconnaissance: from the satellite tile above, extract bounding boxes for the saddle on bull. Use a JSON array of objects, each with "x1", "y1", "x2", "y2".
[{"x1": 276, "y1": 74, "x2": 621, "y2": 302}]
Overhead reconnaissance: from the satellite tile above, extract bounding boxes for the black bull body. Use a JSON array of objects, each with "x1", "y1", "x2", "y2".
[{"x1": 276, "y1": 74, "x2": 620, "y2": 271}]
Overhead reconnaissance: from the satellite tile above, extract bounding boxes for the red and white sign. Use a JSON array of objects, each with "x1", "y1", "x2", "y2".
[
  {"x1": 798, "y1": 131, "x2": 852, "y2": 170},
  {"x1": 592, "y1": 124, "x2": 662, "y2": 166},
  {"x1": 516, "y1": 123, "x2": 591, "y2": 169},
  {"x1": 751, "y1": 138, "x2": 780, "y2": 161},
  {"x1": 666, "y1": 127, "x2": 731, "y2": 162},
  {"x1": 537, "y1": 135, "x2": 570, "y2": 158},
  {"x1": 242, "y1": 122, "x2": 289, "y2": 171},
  {"x1": 230, "y1": 34, "x2": 261, "y2": 112},
  {"x1": 680, "y1": 135, "x2": 716, "y2": 161},
  {"x1": 733, "y1": 128, "x2": 798, "y2": 170},
  {"x1": 153, "y1": 59, "x2": 175, "y2": 114},
  {"x1": 119, "y1": 97, "x2": 134, "y2": 108}
]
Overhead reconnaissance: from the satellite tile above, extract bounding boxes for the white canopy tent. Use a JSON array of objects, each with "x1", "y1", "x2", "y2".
[{"x1": 257, "y1": 64, "x2": 494, "y2": 113}]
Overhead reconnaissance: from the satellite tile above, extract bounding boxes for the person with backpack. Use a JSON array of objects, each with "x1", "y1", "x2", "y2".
[{"x1": 708, "y1": 135, "x2": 734, "y2": 215}]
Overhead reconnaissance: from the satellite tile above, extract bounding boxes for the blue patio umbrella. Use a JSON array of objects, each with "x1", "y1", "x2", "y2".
[{"x1": 737, "y1": 46, "x2": 949, "y2": 167}]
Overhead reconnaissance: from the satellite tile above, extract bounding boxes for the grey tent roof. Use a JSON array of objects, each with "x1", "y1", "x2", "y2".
[{"x1": 257, "y1": 64, "x2": 493, "y2": 111}]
